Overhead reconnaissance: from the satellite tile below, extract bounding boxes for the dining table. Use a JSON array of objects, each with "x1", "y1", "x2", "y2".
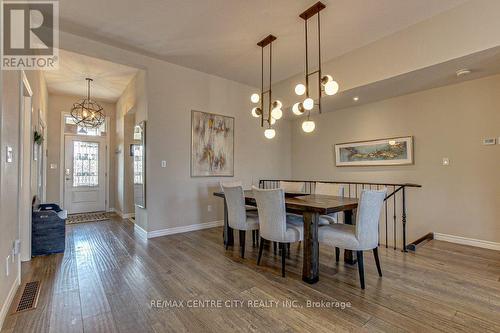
[{"x1": 213, "y1": 190, "x2": 359, "y2": 284}]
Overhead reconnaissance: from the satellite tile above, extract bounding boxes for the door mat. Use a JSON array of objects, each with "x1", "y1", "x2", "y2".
[{"x1": 66, "y1": 212, "x2": 115, "y2": 225}]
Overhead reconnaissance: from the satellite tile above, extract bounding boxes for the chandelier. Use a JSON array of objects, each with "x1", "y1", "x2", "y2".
[
  {"x1": 71, "y1": 78, "x2": 105, "y2": 128},
  {"x1": 250, "y1": 35, "x2": 283, "y2": 139},
  {"x1": 292, "y1": 1, "x2": 339, "y2": 133}
]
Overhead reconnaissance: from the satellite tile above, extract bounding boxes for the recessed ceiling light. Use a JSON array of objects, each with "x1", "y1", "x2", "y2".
[
  {"x1": 456, "y1": 69, "x2": 471, "y2": 77},
  {"x1": 353, "y1": 96, "x2": 359, "y2": 101}
]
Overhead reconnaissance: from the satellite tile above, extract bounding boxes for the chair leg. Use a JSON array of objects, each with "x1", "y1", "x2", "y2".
[
  {"x1": 256, "y1": 230, "x2": 259, "y2": 247},
  {"x1": 273, "y1": 242, "x2": 277, "y2": 255},
  {"x1": 257, "y1": 238, "x2": 264, "y2": 265},
  {"x1": 335, "y1": 247, "x2": 340, "y2": 262},
  {"x1": 357, "y1": 251, "x2": 365, "y2": 289},
  {"x1": 252, "y1": 230, "x2": 256, "y2": 247},
  {"x1": 239, "y1": 230, "x2": 246, "y2": 258},
  {"x1": 287, "y1": 243, "x2": 290, "y2": 258},
  {"x1": 281, "y1": 243, "x2": 286, "y2": 277},
  {"x1": 373, "y1": 248, "x2": 382, "y2": 277}
]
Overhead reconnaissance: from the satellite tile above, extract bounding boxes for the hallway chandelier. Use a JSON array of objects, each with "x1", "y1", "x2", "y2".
[
  {"x1": 71, "y1": 78, "x2": 105, "y2": 128},
  {"x1": 292, "y1": 2, "x2": 339, "y2": 133},
  {"x1": 250, "y1": 35, "x2": 282, "y2": 139}
]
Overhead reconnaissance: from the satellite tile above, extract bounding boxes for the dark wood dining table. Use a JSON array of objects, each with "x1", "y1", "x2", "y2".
[{"x1": 213, "y1": 190, "x2": 359, "y2": 284}]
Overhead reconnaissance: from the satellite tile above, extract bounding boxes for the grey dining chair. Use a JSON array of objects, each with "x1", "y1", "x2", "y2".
[
  {"x1": 221, "y1": 184, "x2": 259, "y2": 258},
  {"x1": 318, "y1": 189, "x2": 387, "y2": 289},
  {"x1": 220, "y1": 180, "x2": 259, "y2": 245},
  {"x1": 315, "y1": 182, "x2": 345, "y2": 225},
  {"x1": 220, "y1": 180, "x2": 258, "y2": 211},
  {"x1": 252, "y1": 186, "x2": 304, "y2": 277}
]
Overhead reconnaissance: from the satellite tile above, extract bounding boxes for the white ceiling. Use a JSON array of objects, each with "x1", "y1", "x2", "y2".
[
  {"x1": 43, "y1": 50, "x2": 138, "y2": 102},
  {"x1": 58, "y1": 0, "x2": 468, "y2": 87}
]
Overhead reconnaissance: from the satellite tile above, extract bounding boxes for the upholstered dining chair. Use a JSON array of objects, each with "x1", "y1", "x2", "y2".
[
  {"x1": 221, "y1": 184, "x2": 259, "y2": 258},
  {"x1": 220, "y1": 180, "x2": 257, "y2": 211},
  {"x1": 279, "y1": 181, "x2": 305, "y2": 193},
  {"x1": 318, "y1": 189, "x2": 387, "y2": 289},
  {"x1": 252, "y1": 186, "x2": 304, "y2": 277},
  {"x1": 315, "y1": 182, "x2": 345, "y2": 225},
  {"x1": 220, "y1": 180, "x2": 259, "y2": 245}
]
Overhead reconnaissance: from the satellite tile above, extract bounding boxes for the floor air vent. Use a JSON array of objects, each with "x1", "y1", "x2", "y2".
[{"x1": 15, "y1": 281, "x2": 41, "y2": 312}]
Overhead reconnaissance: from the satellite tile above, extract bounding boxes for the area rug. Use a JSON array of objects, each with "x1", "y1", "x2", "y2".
[{"x1": 66, "y1": 212, "x2": 116, "y2": 225}]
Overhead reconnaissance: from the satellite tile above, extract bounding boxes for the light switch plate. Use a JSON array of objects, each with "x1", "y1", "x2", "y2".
[
  {"x1": 13, "y1": 239, "x2": 20, "y2": 256},
  {"x1": 161, "y1": 160, "x2": 167, "y2": 168},
  {"x1": 6, "y1": 146, "x2": 13, "y2": 163},
  {"x1": 5, "y1": 256, "x2": 10, "y2": 276},
  {"x1": 442, "y1": 157, "x2": 450, "y2": 166},
  {"x1": 50, "y1": 163, "x2": 57, "y2": 169}
]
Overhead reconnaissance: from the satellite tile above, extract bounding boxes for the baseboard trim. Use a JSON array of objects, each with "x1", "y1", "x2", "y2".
[
  {"x1": 115, "y1": 210, "x2": 135, "y2": 219},
  {"x1": 434, "y1": 233, "x2": 500, "y2": 251},
  {"x1": 147, "y1": 220, "x2": 224, "y2": 239},
  {"x1": 134, "y1": 224, "x2": 147, "y2": 239},
  {"x1": 0, "y1": 275, "x2": 21, "y2": 331}
]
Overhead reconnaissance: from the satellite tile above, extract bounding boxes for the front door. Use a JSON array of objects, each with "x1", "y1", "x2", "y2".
[{"x1": 64, "y1": 136, "x2": 106, "y2": 214}]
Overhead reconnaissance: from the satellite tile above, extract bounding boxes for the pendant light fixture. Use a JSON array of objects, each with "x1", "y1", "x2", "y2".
[
  {"x1": 292, "y1": 2, "x2": 339, "y2": 133},
  {"x1": 250, "y1": 34, "x2": 282, "y2": 139},
  {"x1": 71, "y1": 78, "x2": 105, "y2": 128}
]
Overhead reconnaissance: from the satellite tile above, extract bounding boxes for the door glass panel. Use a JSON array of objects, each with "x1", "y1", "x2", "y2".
[
  {"x1": 64, "y1": 115, "x2": 106, "y2": 136},
  {"x1": 133, "y1": 144, "x2": 143, "y2": 184},
  {"x1": 73, "y1": 141, "x2": 99, "y2": 187}
]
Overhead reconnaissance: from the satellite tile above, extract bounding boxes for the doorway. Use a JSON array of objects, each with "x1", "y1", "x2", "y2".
[{"x1": 61, "y1": 114, "x2": 109, "y2": 214}]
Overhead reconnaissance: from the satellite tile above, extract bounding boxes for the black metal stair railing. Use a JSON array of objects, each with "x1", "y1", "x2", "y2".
[{"x1": 259, "y1": 179, "x2": 422, "y2": 252}]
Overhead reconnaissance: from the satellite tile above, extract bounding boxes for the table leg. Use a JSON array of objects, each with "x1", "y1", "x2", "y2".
[
  {"x1": 302, "y1": 211, "x2": 320, "y2": 284},
  {"x1": 223, "y1": 199, "x2": 234, "y2": 247},
  {"x1": 344, "y1": 209, "x2": 356, "y2": 265}
]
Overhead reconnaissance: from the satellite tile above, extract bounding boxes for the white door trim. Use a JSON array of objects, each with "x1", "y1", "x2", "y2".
[
  {"x1": 59, "y1": 113, "x2": 110, "y2": 212},
  {"x1": 18, "y1": 70, "x2": 33, "y2": 263}
]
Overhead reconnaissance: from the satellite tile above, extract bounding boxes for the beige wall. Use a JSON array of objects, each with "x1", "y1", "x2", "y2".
[
  {"x1": 290, "y1": 74, "x2": 500, "y2": 243},
  {"x1": 0, "y1": 69, "x2": 48, "y2": 328},
  {"x1": 45, "y1": 94, "x2": 117, "y2": 209},
  {"x1": 115, "y1": 71, "x2": 147, "y2": 226}
]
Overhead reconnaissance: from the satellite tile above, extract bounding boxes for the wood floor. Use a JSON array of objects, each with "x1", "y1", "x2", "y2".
[{"x1": 2, "y1": 217, "x2": 499, "y2": 333}]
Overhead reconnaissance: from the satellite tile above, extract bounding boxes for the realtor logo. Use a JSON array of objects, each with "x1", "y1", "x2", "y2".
[{"x1": 1, "y1": 0, "x2": 59, "y2": 70}]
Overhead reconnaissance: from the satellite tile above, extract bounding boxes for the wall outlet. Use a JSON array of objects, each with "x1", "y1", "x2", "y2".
[
  {"x1": 207, "y1": 205, "x2": 212, "y2": 212},
  {"x1": 5, "y1": 256, "x2": 10, "y2": 276},
  {"x1": 482, "y1": 138, "x2": 496, "y2": 145},
  {"x1": 442, "y1": 157, "x2": 450, "y2": 166},
  {"x1": 50, "y1": 163, "x2": 57, "y2": 169},
  {"x1": 161, "y1": 160, "x2": 167, "y2": 168}
]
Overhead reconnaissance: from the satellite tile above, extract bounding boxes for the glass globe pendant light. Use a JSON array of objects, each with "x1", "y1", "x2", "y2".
[
  {"x1": 270, "y1": 100, "x2": 283, "y2": 120},
  {"x1": 292, "y1": 2, "x2": 340, "y2": 133},
  {"x1": 302, "y1": 119, "x2": 315, "y2": 133},
  {"x1": 294, "y1": 83, "x2": 306, "y2": 96},
  {"x1": 250, "y1": 93, "x2": 260, "y2": 103},
  {"x1": 264, "y1": 128, "x2": 276, "y2": 139},
  {"x1": 249, "y1": 34, "x2": 282, "y2": 139}
]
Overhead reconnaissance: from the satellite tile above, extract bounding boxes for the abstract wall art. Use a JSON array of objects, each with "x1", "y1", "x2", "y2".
[
  {"x1": 191, "y1": 110, "x2": 234, "y2": 177},
  {"x1": 334, "y1": 136, "x2": 414, "y2": 166}
]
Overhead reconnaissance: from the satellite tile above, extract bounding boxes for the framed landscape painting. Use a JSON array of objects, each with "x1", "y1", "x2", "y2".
[
  {"x1": 191, "y1": 110, "x2": 234, "y2": 177},
  {"x1": 334, "y1": 136, "x2": 414, "y2": 167}
]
